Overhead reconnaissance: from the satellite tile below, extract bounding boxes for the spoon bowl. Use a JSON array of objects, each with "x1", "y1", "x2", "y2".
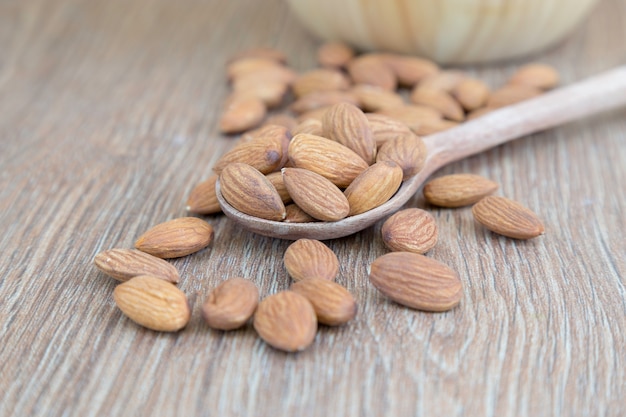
[{"x1": 217, "y1": 67, "x2": 626, "y2": 240}]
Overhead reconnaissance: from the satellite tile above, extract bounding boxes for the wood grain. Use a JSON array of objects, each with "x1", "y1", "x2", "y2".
[{"x1": 0, "y1": 0, "x2": 624, "y2": 416}]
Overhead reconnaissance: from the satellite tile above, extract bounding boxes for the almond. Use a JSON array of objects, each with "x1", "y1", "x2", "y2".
[
  {"x1": 344, "y1": 161, "x2": 403, "y2": 216},
  {"x1": 452, "y1": 78, "x2": 490, "y2": 111},
  {"x1": 291, "y1": 119, "x2": 324, "y2": 137},
  {"x1": 282, "y1": 168, "x2": 350, "y2": 221},
  {"x1": 219, "y1": 163, "x2": 286, "y2": 221},
  {"x1": 283, "y1": 238, "x2": 339, "y2": 282},
  {"x1": 284, "y1": 204, "x2": 316, "y2": 223},
  {"x1": 351, "y1": 84, "x2": 405, "y2": 112},
  {"x1": 263, "y1": 114, "x2": 298, "y2": 131},
  {"x1": 230, "y1": 65, "x2": 297, "y2": 87},
  {"x1": 228, "y1": 47, "x2": 287, "y2": 65},
  {"x1": 508, "y1": 63, "x2": 559, "y2": 90},
  {"x1": 317, "y1": 41, "x2": 355, "y2": 68},
  {"x1": 376, "y1": 105, "x2": 442, "y2": 132},
  {"x1": 219, "y1": 96, "x2": 266, "y2": 134},
  {"x1": 376, "y1": 134, "x2": 427, "y2": 180},
  {"x1": 410, "y1": 87, "x2": 465, "y2": 122},
  {"x1": 231, "y1": 80, "x2": 288, "y2": 108},
  {"x1": 322, "y1": 102, "x2": 377, "y2": 165},
  {"x1": 296, "y1": 106, "x2": 332, "y2": 123},
  {"x1": 347, "y1": 54, "x2": 397, "y2": 91},
  {"x1": 381, "y1": 209, "x2": 438, "y2": 254},
  {"x1": 135, "y1": 217, "x2": 214, "y2": 259},
  {"x1": 369, "y1": 252, "x2": 462, "y2": 312},
  {"x1": 113, "y1": 275, "x2": 190, "y2": 331},
  {"x1": 186, "y1": 175, "x2": 221, "y2": 215},
  {"x1": 290, "y1": 279, "x2": 357, "y2": 326},
  {"x1": 213, "y1": 131, "x2": 285, "y2": 174},
  {"x1": 466, "y1": 107, "x2": 493, "y2": 120},
  {"x1": 413, "y1": 118, "x2": 459, "y2": 136},
  {"x1": 226, "y1": 57, "x2": 283, "y2": 81},
  {"x1": 253, "y1": 291, "x2": 317, "y2": 352},
  {"x1": 365, "y1": 113, "x2": 414, "y2": 147},
  {"x1": 266, "y1": 171, "x2": 292, "y2": 204},
  {"x1": 288, "y1": 133, "x2": 369, "y2": 188},
  {"x1": 94, "y1": 248, "x2": 180, "y2": 283},
  {"x1": 423, "y1": 174, "x2": 499, "y2": 207},
  {"x1": 292, "y1": 69, "x2": 351, "y2": 98},
  {"x1": 382, "y1": 55, "x2": 439, "y2": 86},
  {"x1": 418, "y1": 70, "x2": 466, "y2": 92},
  {"x1": 487, "y1": 84, "x2": 542, "y2": 109},
  {"x1": 472, "y1": 196, "x2": 544, "y2": 239},
  {"x1": 202, "y1": 278, "x2": 259, "y2": 330},
  {"x1": 290, "y1": 90, "x2": 359, "y2": 114}
]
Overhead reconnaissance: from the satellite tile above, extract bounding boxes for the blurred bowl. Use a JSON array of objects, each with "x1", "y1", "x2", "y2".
[{"x1": 285, "y1": 0, "x2": 599, "y2": 64}]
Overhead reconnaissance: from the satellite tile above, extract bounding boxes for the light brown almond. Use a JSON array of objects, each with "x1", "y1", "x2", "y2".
[
  {"x1": 290, "y1": 90, "x2": 359, "y2": 114},
  {"x1": 186, "y1": 175, "x2": 221, "y2": 215},
  {"x1": 418, "y1": 70, "x2": 466, "y2": 92},
  {"x1": 231, "y1": 80, "x2": 288, "y2": 108},
  {"x1": 263, "y1": 114, "x2": 298, "y2": 131},
  {"x1": 376, "y1": 134, "x2": 427, "y2": 179},
  {"x1": 322, "y1": 102, "x2": 377, "y2": 165},
  {"x1": 213, "y1": 132, "x2": 285, "y2": 174},
  {"x1": 288, "y1": 133, "x2": 369, "y2": 188},
  {"x1": 135, "y1": 217, "x2": 214, "y2": 259},
  {"x1": 365, "y1": 113, "x2": 414, "y2": 147},
  {"x1": 219, "y1": 96, "x2": 266, "y2": 134},
  {"x1": 487, "y1": 84, "x2": 542, "y2": 109},
  {"x1": 381, "y1": 209, "x2": 438, "y2": 254},
  {"x1": 452, "y1": 78, "x2": 490, "y2": 111},
  {"x1": 351, "y1": 84, "x2": 405, "y2": 112},
  {"x1": 508, "y1": 63, "x2": 559, "y2": 90},
  {"x1": 228, "y1": 47, "x2": 287, "y2": 65},
  {"x1": 466, "y1": 107, "x2": 493, "y2": 120},
  {"x1": 94, "y1": 248, "x2": 180, "y2": 283},
  {"x1": 253, "y1": 291, "x2": 317, "y2": 352},
  {"x1": 291, "y1": 119, "x2": 324, "y2": 137},
  {"x1": 292, "y1": 69, "x2": 351, "y2": 98},
  {"x1": 284, "y1": 204, "x2": 317, "y2": 223},
  {"x1": 347, "y1": 54, "x2": 397, "y2": 91},
  {"x1": 344, "y1": 161, "x2": 403, "y2": 216},
  {"x1": 113, "y1": 275, "x2": 190, "y2": 331},
  {"x1": 423, "y1": 174, "x2": 499, "y2": 207},
  {"x1": 376, "y1": 105, "x2": 442, "y2": 132},
  {"x1": 283, "y1": 238, "x2": 339, "y2": 282},
  {"x1": 290, "y1": 279, "x2": 356, "y2": 326},
  {"x1": 282, "y1": 168, "x2": 350, "y2": 221},
  {"x1": 231, "y1": 65, "x2": 297, "y2": 87},
  {"x1": 317, "y1": 41, "x2": 355, "y2": 68},
  {"x1": 410, "y1": 87, "x2": 465, "y2": 122},
  {"x1": 369, "y1": 252, "x2": 462, "y2": 311},
  {"x1": 226, "y1": 57, "x2": 283, "y2": 81},
  {"x1": 382, "y1": 54, "x2": 439, "y2": 86},
  {"x1": 219, "y1": 163, "x2": 286, "y2": 221},
  {"x1": 472, "y1": 196, "x2": 544, "y2": 239},
  {"x1": 266, "y1": 171, "x2": 292, "y2": 204},
  {"x1": 412, "y1": 118, "x2": 459, "y2": 136},
  {"x1": 296, "y1": 106, "x2": 332, "y2": 123},
  {"x1": 202, "y1": 278, "x2": 259, "y2": 330}
]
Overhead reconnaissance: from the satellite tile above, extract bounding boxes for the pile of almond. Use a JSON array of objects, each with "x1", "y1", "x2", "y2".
[{"x1": 94, "y1": 44, "x2": 552, "y2": 353}]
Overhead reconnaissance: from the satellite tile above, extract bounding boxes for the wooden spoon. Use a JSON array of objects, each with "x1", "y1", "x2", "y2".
[{"x1": 216, "y1": 67, "x2": 626, "y2": 240}]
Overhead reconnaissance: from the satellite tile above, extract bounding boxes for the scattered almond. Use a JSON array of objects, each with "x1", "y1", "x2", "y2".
[
  {"x1": 365, "y1": 113, "x2": 414, "y2": 147},
  {"x1": 135, "y1": 217, "x2": 214, "y2": 259},
  {"x1": 282, "y1": 168, "x2": 350, "y2": 221},
  {"x1": 253, "y1": 291, "x2": 317, "y2": 352},
  {"x1": 487, "y1": 84, "x2": 542, "y2": 109},
  {"x1": 283, "y1": 238, "x2": 339, "y2": 282},
  {"x1": 344, "y1": 161, "x2": 403, "y2": 216},
  {"x1": 423, "y1": 174, "x2": 499, "y2": 207},
  {"x1": 291, "y1": 118, "x2": 324, "y2": 136},
  {"x1": 369, "y1": 252, "x2": 462, "y2": 312},
  {"x1": 382, "y1": 55, "x2": 439, "y2": 86},
  {"x1": 347, "y1": 54, "x2": 397, "y2": 91},
  {"x1": 452, "y1": 78, "x2": 490, "y2": 111},
  {"x1": 418, "y1": 70, "x2": 466, "y2": 92},
  {"x1": 113, "y1": 275, "x2": 190, "y2": 332},
  {"x1": 376, "y1": 105, "x2": 442, "y2": 133},
  {"x1": 202, "y1": 278, "x2": 259, "y2": 330},
  {"x1": 263, "y1": 114, "x2": 298, "y2": 131},
  {"x1": 410, "y1": 87, "x2": 465, "y2": 122},
  {"x1": 227, "y1": 47, "x2": 287, "y2": 65},
  {"x1": 290, "y1": 278, "x2": 357, "y2": 326},
  {"x1": 186, "y1": 175, "x2": 221, "y2": 215},
  {"x1": 322, "y1": 102, "x2": 377, "y2": 164},
  {"x1": 292, "y1": 69, "x2": 351, "y2": 98},
  {"x1": 94, "y1": 248, "x2": 180, "y2": 283},
  {"x1": 376, "y1": 134, "x2": 427, "y2": 179},
  {"x1": 381, "y1": 209, "x2": 438, "y2": 254},
  {"x1": 290, "y1": 90, "x2": 359, "y2": 114},
  {"x1": 317, "y1": 41, "x2": 355, "y2": 68},
  {"x1": 219, "y1": 96, "x2": 266, "y2": 134},
  {"x1": 226, "y1": 57, "x2": 283, "y2": 81},
  {"x1": 351, "y1": 84, "x2": 405, "y2": 112},
  {"x1": 472, "y1": 196, "x2": 544, "y2": 239},
  {"x1": 508, "y1": 63, "x2": 559, "y2": 90}
]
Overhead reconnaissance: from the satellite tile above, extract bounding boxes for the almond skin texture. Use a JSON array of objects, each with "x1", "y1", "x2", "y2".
[
  {"x1": 219, "y1": 163, "x2": 286, "y2": 221},
  {"x1": 472, "y1": 196, "x2": 545, "y2": 239},
  {"x1": 418, "y1": 70, "x2": 466, "y2": 93},
  {"x1": 219, "y1": 96, "x2": 266, "y2": 134},
  {"x1": 369, "y1": 252, "x2": 462, "y2": 312},
  {"x1": 135, "y1": 217, "x2": 214, "y2": 259},
  {"x1": 508, "y1": 63, "x2": 559, "y2": 90},
  {"x1": 186, "y1": 175, "x2": 221, "y2": 215},
  {"x1": 284, "y1": 204, "x2": 316, "y2": 223},
  {"x1": 322, "y1": 102, "x2": 377, "y2": 165},
  {"x1": 351, "y1": 84, "x2": 405, "y2": 112},
  {"x1": 282, "y1": 168, "x2": 350, "y2": 221},
  {"x1": 213, "y1": 131, "x2": 286, "y2": 174},
  {"x1": 452, "y1": 78, "x2": 490, "y2": 111},
  {"x1": 423, "y1": 174, "x2": 499, "y2": 207},
  {"x1": 317, "y1": 41, "x2": 355, "y2": 68},
  {"x1": 253, "y1": 291, "x2": 317, "y2": 352},
  {"x1": 113, "y1": 275, "x2": 190, "y2": 332},
  {"x1": 290, "y1": 279, "x2": 357, "y2": 326},
  {"x1": 292, "y1": 69, "x2": 351, "y2": 98},
  {"x1": 381, "y1": 209, "x2": 438, "y2": 254},
  {"x1": 202, "y1": 278, "x2": 259, "y2": 330},
  {"x1": 382, "y1": 55, "x2": 439, "y2": 86},
  {"x1": 288, "y1": 133, "x2": 369, "y2": 188},
  {"x1": 343, "y1": 161, "x2": 403, "y2": 216},
  {"x1": 410, "y1": 87, "x2": 465, "y2": 122},
  {"x1": 283, "y1": 238, "x2": 339, "y2": 282},
  {"x1": 376, "y1": 134, "x2": 427, "y2": 180},
  {"x1": 292, "y1": 119, "x2": 324, "y2": 137},
  {"x1": 365, "y1": 113, "x2": 414, "y2": 147},
  {"x1": 94, "y1": 248, "x2": 180, "y2": 283},
  {"x1": 347, "y1": 54, "x2": 397, "y2": 91}
]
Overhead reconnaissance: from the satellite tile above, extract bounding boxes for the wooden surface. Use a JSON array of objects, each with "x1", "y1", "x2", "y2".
[{"x1": 1, "y1": 0, "x2": 624, "y2": 416}]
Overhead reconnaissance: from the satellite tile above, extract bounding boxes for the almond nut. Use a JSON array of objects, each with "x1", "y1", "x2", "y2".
[
  {"x1": 381, "y1": 209, "x2": 438, "y2": 254},
  {"x1": 347, "y1": 54, "x2": 397, "y2": 91},
  {"x1": 410, "y1": 87, "x2": 465, "y2": 122},
  {"x1": 202, "y1": 278, "x2": 259, "y2": 330},
  {"x1": 343, "y1": 161, "x2": 403, "y2": 216},
  {"x1": 472, "y1": 196, "x2": 544, "y2": 239},
  {"x1": 292, "y1": 69, "x2": 351, "y2": 98},
  {"x1": 186, "y1": 175, "x2": 221, "y2": 215},
  {"x1": 282, "y1": 168, "x2": 350, "y2": 221},
  {"x1": 322, "y1": 102, "x2": 377, "y2": 164},
  {"x1": 290, "y1": 278, "x2": 357, "y2": 326},
  {"x1": 283, "y1": 238, "x2": 339, "y2": 282},
  {"x1": 94, "y1": 248, "x2": 180, "y2": 283},
  {"x1": 423, "y1": 174, "x2": 499, "y2": 207},
  {"x1": 135, "y1": 217, "x2": 214, "y2": 259},
  {"x1": 317, "y1": 41, "x2": 355, "y2": 68},
  {"x1": 452, "y1": 78, "x2": 490, "y2": 111},
  {"x1": 508, "y1": 63, "x2": 559, "y2": 90},
  {"x1": 376, "y1": 134, "x2": 427, "y2": 180},
  {"x1": 219, "y1": 96, "x2": 266, "y2": 134}
]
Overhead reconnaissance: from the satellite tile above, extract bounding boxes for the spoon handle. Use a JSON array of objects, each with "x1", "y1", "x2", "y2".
[{"x1": 418, "y1": 66, "x2": 626, "y2": 183}]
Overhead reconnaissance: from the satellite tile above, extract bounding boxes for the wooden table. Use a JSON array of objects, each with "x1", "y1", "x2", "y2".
[{"x1": 1, "y1": 0, "x2": 624, "y2": 415}]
